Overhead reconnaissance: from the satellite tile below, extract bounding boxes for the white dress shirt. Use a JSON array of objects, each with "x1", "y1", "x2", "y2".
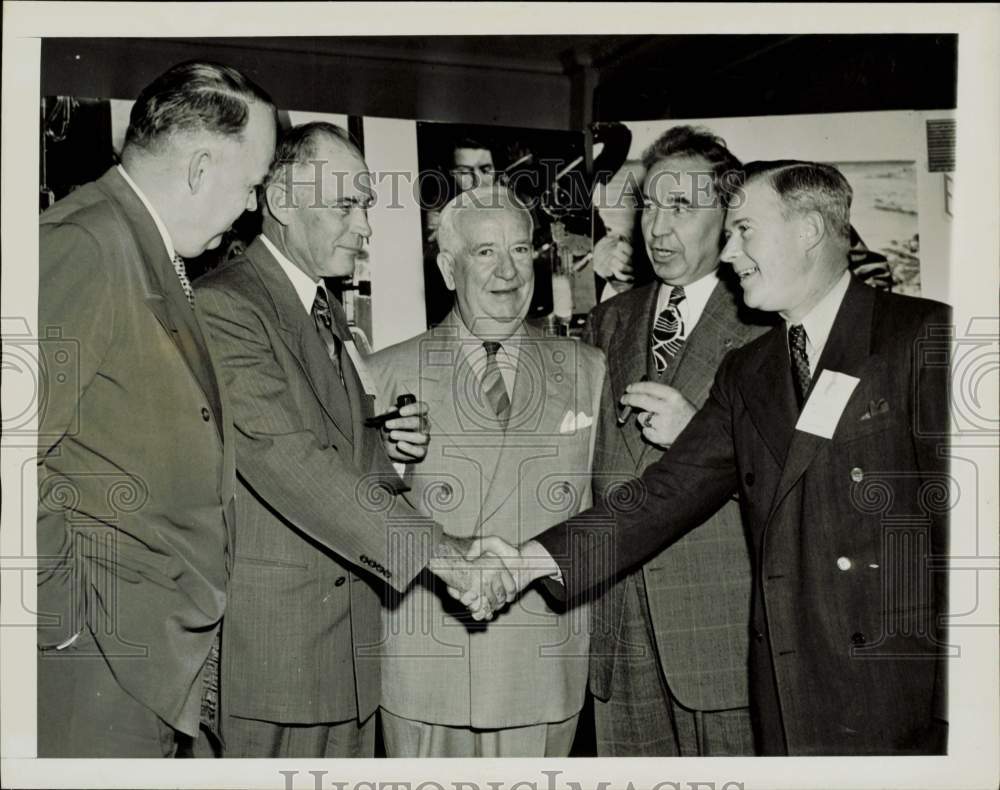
[
  {"x1": 653, "y1": 270, "x2": 719, "y2": 338},
  {"x1": 786, "y1": 270, "x2": 852, "y2": 375},
  {"x1": 117, "y1": 165, "x2": 175, "y2": 262}
]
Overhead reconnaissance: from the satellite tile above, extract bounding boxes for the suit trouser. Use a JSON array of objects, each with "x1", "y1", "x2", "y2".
[
  {"x1": 224, "y1": 713, "x2": 375, "y2": 758},
  {"x1": 593, "y1": 574, "x2": 755, "y2": 757},
  {"x1": 37, "y1": 624, "x2": 195, "y2": 757},
  {"x1": 381, "y1": 708, "x2": 580, "y2": 758}
]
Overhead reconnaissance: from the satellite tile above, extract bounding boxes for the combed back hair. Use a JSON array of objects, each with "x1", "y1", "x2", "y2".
[
  {"x1": 640, "y1": 125, "x2": 743, "y2": 208},
  {"x1": 263, "y1": 121, "x2": 361, "y2": 191},
  {"x1": 124, "y1": 61, "x2": 275, "y2": 153},
  {"x1": 437, "y1": 185, "x2": 533, "y2": 256},
  {"x1": 742, "y1": 160, "x2": 853, "y2": 244}
]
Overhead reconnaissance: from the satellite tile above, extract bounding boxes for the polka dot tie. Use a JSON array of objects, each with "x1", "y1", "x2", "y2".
[
  {"x1": 172, "y1": 254, "x2": 195, "y2": 308},
  {"x1": 788, "y1": 323, "x2": 811, "y2": 408}
]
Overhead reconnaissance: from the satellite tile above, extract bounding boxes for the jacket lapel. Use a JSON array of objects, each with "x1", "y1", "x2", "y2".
[
  {"x1": 767, "y1": 277, "x2": 876, "y2": 520},
  {"x1": 478, "y1": 323, "x2": 575, "y2": 525},
  {"x1": 99, "y1": 168, "x2": 225, "y2": 434},
  {"x1": 739, "y1": 325, "x2": 799, "y2": 468},
  {"x1": 608, "y1": 284, "x2": 659, "y2": 468},
  {"x1": 245, "y1": 238, "x2": 356, "y2": 453}
]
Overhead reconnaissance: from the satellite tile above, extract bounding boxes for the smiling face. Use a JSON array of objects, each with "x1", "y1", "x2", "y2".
[
  {"x1": 721, "y1": 176, "x2": 821, "y2": 321},
  {"x1": 282, "y1": 136, "x2": 374, "y2": 280},
  {"x1": 438, "y1": 206, "x2": 534, "y2": 337},
  {"x1": 640, "y1": 154, "x2": 726, "y2": 287}
]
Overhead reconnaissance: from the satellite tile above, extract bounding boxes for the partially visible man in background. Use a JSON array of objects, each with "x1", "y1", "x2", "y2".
[
  {"x1": 586, "y1": 126, "x2": 771, "y2": 757},
  {"x1": 37, "y1": 61, "x2": 276, "y2": 757},
  {"x1": 371, "y1": 185, "x2": 606, "y2": 757}
]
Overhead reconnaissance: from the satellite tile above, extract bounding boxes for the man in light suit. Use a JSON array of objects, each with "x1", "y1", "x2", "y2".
[
  {"x1": 478, "y1": 161, "x2": 951, "y2": 755},
  {"x1": 196, "y1": 123, "x2": 508, "y2": 758},
  {"x1": 369, "y1": 184, "x2": 607, "y2": 757},
  {"x1": 36, "y1": 61, "x2": 277, "y2": 756},
  {"x1": 585, "y1": 126, "x2": 772, "y2": 756}
]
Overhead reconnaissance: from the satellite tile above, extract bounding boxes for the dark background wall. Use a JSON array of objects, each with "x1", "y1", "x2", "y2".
[{"x1": 42, "y1": 34, "x2": 957, "y2": 129}]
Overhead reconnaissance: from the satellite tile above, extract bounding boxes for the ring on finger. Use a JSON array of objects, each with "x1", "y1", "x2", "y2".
[{"x1": 642, "y1": 412, "x2": 654, "y2": 429}]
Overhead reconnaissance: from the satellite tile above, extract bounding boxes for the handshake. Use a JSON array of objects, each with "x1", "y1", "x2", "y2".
[{"x1": 427, "y1": 534, "x2": 557, "y2": 621}]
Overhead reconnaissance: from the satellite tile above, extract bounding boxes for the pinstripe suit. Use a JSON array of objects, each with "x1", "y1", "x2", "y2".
[
  {"x1": 196, "y1": 237, "x2": 442, "y2": 756},
  {"x1": 585, "y1": 274, "x2": 772, "y2": 756}
]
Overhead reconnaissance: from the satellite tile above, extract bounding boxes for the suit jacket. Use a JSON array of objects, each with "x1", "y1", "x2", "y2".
[
  {"x1": 369, "y1": 312, "x2": 606, "y2": 728},
  {"x1": 37, "y1": 167, "x2": 236, "y2": 736},
  {"x1": 586, "y1": 277, "x2": 771, "y2": 712},
  {"x1": 195, "y1": 237, "x2": 442, "y2": 726},
  {"x1": 537, "y1": 276, "x2": 950, "y2": 755}
]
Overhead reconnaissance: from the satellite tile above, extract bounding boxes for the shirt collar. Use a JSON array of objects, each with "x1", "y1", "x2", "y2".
[
  {"x1": 655, "y1": 269, "x2": 719, "y2": 334},
  {"x1": 117, "y1": 164, "x2": 175, "y2": 262},
  {"x1": 451, "y1": 307, "x2": 524, "y2": 373},
  {"x1": 787, "y1": 269, "x2": 852, "y2": 368},
  {"x1": 260, "y1": 233, "x2": 323, "y2": 314}
]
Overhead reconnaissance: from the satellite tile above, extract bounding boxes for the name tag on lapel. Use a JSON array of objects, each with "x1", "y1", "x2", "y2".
[{"x1": 795, "y1": 369, "x2": 860, "y2": 439}]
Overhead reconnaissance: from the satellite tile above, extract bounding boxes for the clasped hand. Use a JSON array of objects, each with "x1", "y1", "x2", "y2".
[{"x1": 428, "y1": 535, "x2": 527, "y2": 621}]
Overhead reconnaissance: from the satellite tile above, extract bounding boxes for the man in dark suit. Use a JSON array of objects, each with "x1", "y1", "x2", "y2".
[
  {"x1": 36, "y1": 61, "x2": 277, "y2": 756},
  {"x1": 585, "y1": 126, "x2": 771, "y2": 756},
  {"x1": 472, "y1": 160, "x2": 951, "y2": 756},
  {"x1": 195, "y1": 123, "x2": 511, "y2": 758}
]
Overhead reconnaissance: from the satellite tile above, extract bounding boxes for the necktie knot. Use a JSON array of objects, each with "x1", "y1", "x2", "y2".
[
  {"x1": 483, "y1": 340, "x2": 502, "y2": 358},
  {"x1": 788, "y1": 324, "x2": 811, "y2": 408}
]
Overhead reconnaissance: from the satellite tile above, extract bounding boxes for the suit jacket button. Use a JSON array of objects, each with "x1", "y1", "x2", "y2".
[
  {"x1": 745, "y1": 472, "x2": 755, "y2": 486},
  {"x1": 753, "y1": 628, "x2": 764, "y2": 642},
  {"x1": 850, "y1": 467, "x2": 864, "y2": 482},
  {"x1": 440, "y1": 483, "x2": 453, "y2": 497},
  {"x1": 836, "y1": 556, "x2": 853, "y2": 571},
  {"x1": 201, "y1": 407, "x2": 211, "y2": 421},
  {"x1": 334, "y1": 576, "x2": 346, "y2": 587},
  {"x1": 851, "y1": 632, "x2": 867, "y2": 646}
]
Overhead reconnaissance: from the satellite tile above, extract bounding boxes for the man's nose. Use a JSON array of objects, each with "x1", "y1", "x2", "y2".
[
  {"x1": 494, "y1": 250, "x2": 518, "y2": 279},
  {"x1": 649, "y1": 207, "x2": 677, "y2": 237},
  {"x1": 720, "y1": 234, "x2": 741, "y2": 264},
  {"x1": 351, "y1": 207, "x2": 372, "y2": 239}
]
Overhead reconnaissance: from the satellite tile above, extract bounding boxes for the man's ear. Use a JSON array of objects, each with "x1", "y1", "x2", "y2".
[
  {"x1": 799, "y1": 210, "x2": 826, "y2": 250},
  {"x1": 437, "y1": 251, "x2": 457, "y2": 291},
  {"x1": 265, "y1": 181, "x2": 292, "y2": 226},
  {"x1": 187, "y1": 149, "x2": 212, "y2": 195}
]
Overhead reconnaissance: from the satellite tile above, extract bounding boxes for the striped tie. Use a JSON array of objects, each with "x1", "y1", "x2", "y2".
[
  {"x1": 788, "y1": 323, "x2": 811, "y2": 408},
  {"x1": 172, "y1": 254, "x2": 195, "y2": 307},
  {"x1": 651, "y1": 285, "x2": 686, "y2": 373},
  {"x1": 481, "y1": 341, "x2": 511, "y2": 429}
]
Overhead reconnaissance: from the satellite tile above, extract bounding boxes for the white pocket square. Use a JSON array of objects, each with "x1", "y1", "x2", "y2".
[{"x1": 560, "y1": 410, "x2": 594, "y2": 434}]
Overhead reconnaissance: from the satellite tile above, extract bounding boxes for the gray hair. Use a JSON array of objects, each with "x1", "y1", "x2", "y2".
[
  {"x1": 436, "y1": 185, "x2": 533, "y2": 255},
  {"x1": 741, "y1": 160, "x2": 853, "y2": 245}
]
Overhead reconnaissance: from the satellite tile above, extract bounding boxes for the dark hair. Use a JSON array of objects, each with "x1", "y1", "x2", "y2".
[
  {"x1": 262, "y1": 121, "x2": 360, "y2": 191},
  {"x1": 640, "y1": 125, "x2": 743, "y2": 208},
  {"x1": 741, "y1": 160, "x2": 853, "y2": 243},
  {"x1": 453, "y1": 136, "x2": 492, "y2": 156},
  {"x1": 124, "y1": 61, "x2": 275, "y2": 153}
]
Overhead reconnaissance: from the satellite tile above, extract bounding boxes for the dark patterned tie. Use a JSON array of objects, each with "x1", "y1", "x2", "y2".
[
  {"x1": 312, "y1": 286, "x2": 345, "y2": 381},
  {"x1": 651, "y1": 285, "x2": 686, "y2": 373},
  {"x1": 481, "y1": 341, "x2": 511, "y2": 429},
  {"x1": 172, "y1": 254, "x2": 195, "y2": 308},
  {"x1": 788, "y1": 323, "x2": 811, "y2": 408}
]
